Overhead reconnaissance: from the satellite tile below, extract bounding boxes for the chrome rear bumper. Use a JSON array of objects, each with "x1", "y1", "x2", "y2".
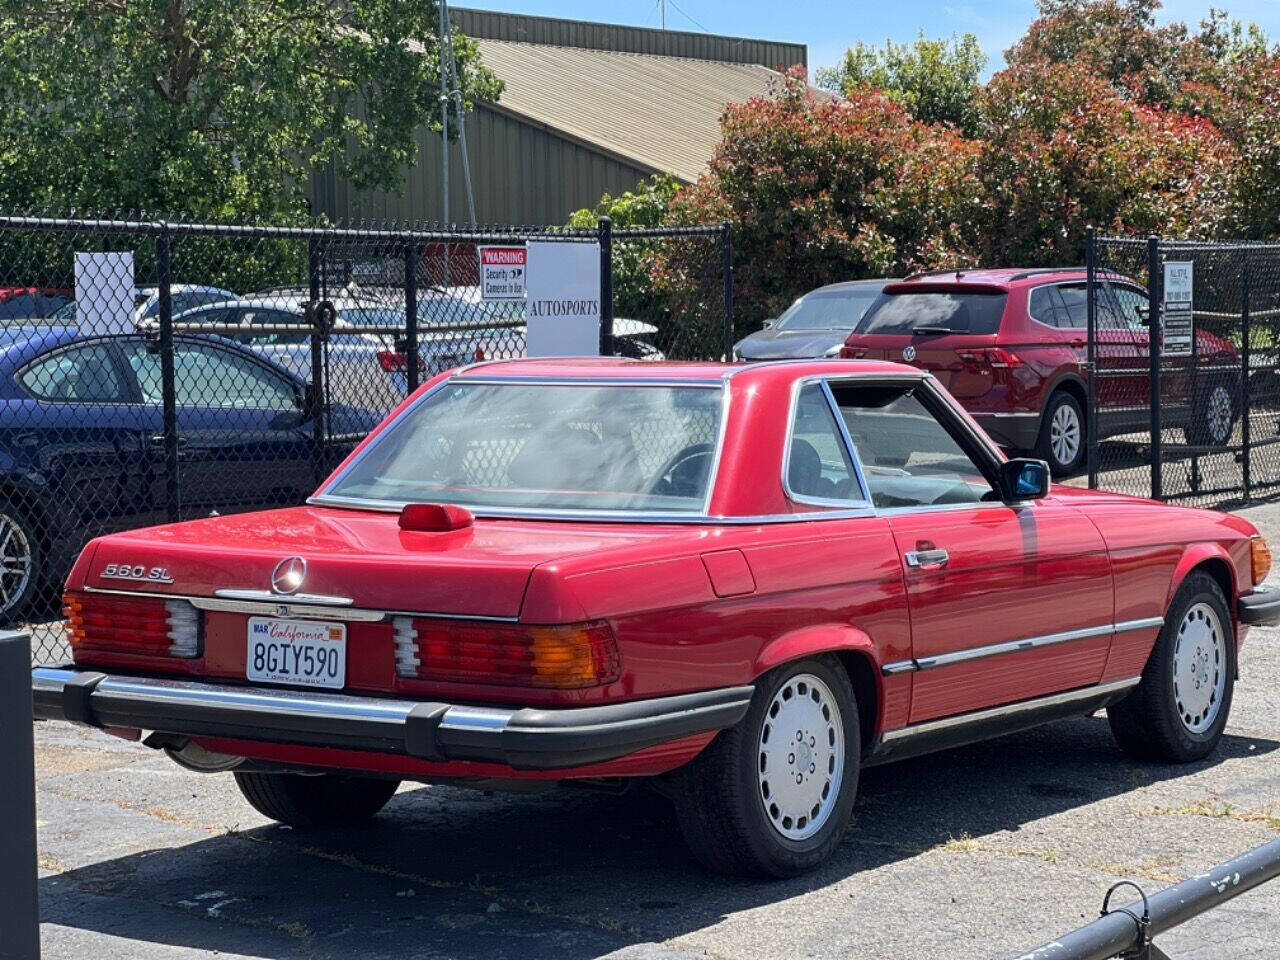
[{"x1": 32, "y1": 667, "x2": 753, "y2": 771}]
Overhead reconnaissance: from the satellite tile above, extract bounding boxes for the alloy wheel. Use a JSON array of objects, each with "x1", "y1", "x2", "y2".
[
  {"x1": 1205, "y1": 385, "x2": 1233, "y2": 444},
  {"x1": 1172, "y1": 601, "x2": 1227, "y2": 734},
  {"x1": 757, "y1": 673, "x2": 844, "y2": 841},
  {"x1": 1050, "y1": 402, "x2": 1081, "y2": 468},
  {"x1": 0, "y1": 512, "x2": 33, "y2": 616}
]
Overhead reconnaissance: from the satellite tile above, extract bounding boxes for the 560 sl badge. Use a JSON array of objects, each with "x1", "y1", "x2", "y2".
[{"x1": 101, "y1": 563, "x2": 174, "y2": 584}]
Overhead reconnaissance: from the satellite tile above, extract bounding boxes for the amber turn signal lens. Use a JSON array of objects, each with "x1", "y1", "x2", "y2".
[{"x1": 1251, "y1": 537, "x2": 1272, "y2": 586}]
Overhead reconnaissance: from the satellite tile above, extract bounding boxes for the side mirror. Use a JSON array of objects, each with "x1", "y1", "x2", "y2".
[
  {"x1": 998, "y1": 458, "x2": 1050, "y2": 502},
  {"x1": 1136, "y1": 306, "x2": 1152, "y2": 326},
  {"x1": 762, "y1": 318, "x2": 776, "y2": 330},
  {"x1": 297, "y1": 382, "x2": 319, "y2": 418}
]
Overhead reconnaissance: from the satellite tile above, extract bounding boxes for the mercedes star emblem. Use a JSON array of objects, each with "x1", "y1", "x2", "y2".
[
  {"x1": 902, "y1": 345, "x2": 917, "y2": 362},
  {"x1": 270, "y1": 556, "x2": 307, "y2": 595}
]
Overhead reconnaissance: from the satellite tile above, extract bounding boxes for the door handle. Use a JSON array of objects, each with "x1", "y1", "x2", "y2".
[
  {"x1": 905, "y1": 548, "x2": 949, "y2": 569},
  {"x1": 148, "y1": 435, "x2": 187, "y2": 448}
]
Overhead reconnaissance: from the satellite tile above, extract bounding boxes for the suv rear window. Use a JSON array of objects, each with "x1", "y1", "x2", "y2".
[{"x1": 853, "y1": 292, "x2": 1008, "y2": 336}]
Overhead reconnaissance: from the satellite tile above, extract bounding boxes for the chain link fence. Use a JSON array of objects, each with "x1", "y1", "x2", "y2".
[
  {"x1": 0, "y1": 214, "x2": 732, "y2": 666},
  {"x1": 1086, "y1": 234, "x2": 1280, "y2": 508}
]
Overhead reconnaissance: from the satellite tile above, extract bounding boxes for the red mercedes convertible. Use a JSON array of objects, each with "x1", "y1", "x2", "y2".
[{"x1": 34, "y1": 358, "x2": 1280, "y2": 877}]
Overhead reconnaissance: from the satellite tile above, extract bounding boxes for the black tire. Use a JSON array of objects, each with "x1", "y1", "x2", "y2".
[
  {"x1": 0, "y1": 496, "x2": 42, "y2": 626},
  {"x1": 1107, "y1": 571, "x2": 1235, "y2": 763},
  {"x1": 1184, "y1": 377, "x2": 1237, "y2": 447},
  {"x1": 1035, "y1": 391, "x2": 1086, "y2": 478},
  {"x1": 670, "y1": 656, "x2": 860, "y2": 878},
  {"x1": 234, "y1": 771, "x2": 401, "y2": 828}
]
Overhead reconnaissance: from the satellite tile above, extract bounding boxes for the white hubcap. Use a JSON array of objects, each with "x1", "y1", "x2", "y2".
[
  {"x1": 1050, "y1": 403, "x2": 1081, "y2": 467},
  {"x1": 0, "y1": 513, "x2": 32, "y2": 614},
  {"x1": 1206, "y1": 386, "x2": 1232, "y2": 443},
  {"x1": 757, "y1": 673, "x2": 844, "y2": 841},
  {"x1": 1173, "y1": 602, "x2": 1226, "y2": 734}
]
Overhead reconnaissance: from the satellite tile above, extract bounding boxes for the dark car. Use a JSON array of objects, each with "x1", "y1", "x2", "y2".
[
  {"x1": 0, "y1": 325, "x2": 381, "y2": 621},
  {"x1": 840, "y1": 268, "x2": 1241, "y2": 476},
  {"x1": 734, "y1": 280, "x2": 890, "y2": 360},
  {"x1": 0, "y1": 287, "x2": 72, "y2": 320}
]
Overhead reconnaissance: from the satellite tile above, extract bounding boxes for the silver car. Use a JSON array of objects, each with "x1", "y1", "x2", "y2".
[{"x1": 734, "y1": 279, "x2": 891, "y2": 360}]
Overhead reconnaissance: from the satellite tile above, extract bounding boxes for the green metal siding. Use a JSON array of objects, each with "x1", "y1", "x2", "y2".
[
  {"x1": 307, "y1": 106, "x2": 657, "y2": 226},
  {"x1": 451, "y1": 7, "x2": 806, "y2": 68}
]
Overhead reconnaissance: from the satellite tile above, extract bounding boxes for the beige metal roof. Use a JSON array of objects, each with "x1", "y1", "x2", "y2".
[{"x1": 474, "y1": 39, "x2": 785, "y2": 183}]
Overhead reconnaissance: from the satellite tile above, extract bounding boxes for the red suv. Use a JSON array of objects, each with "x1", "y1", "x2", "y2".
[{"x1": 839, "y1": 268, "x2": 1240, "y2": 476}]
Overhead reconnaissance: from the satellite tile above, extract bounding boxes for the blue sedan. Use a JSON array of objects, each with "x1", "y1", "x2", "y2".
[{"x1": 0, "y1": 325, "x2": 382, "y2": 621}]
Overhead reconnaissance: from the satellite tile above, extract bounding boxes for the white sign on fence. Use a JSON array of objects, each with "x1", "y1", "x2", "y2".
[
  {"x1": 1163, "y1": 260, "x2": 1194, "y2": 357},
  {"x1": 73, "y1": 252, "x2": 135, "y2": 336},
  {"x1": 524, "y1": 241, "x2": 601, "y2": 357},
  {"x1": 478, "y1": 245, "x2": 527, "y2": 301}
]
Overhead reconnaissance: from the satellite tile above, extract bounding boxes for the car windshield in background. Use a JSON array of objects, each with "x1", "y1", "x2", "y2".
[
  {"x1": 854, "y1": 292, "x2": 1008, "y2": 335},
  {"x1": 324, "y1": 382, "x2": 723, "y2": 513},
  {"x1": 776, "y1": 288, "x2": 883, "y2": 331}
]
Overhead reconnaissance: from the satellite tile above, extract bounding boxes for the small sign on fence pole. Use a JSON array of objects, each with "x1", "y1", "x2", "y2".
[
  {"x1": 1162, "y1": 260, "x2": 1194, "y2": 357},
  {"x1": 478, "y1": 245, "x2": 527, "y2": 301}
]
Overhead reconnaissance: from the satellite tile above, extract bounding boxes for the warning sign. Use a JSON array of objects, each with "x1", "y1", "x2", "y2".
[{"x1": 478, "y1": 246, "x2": 526, "y2": 301}]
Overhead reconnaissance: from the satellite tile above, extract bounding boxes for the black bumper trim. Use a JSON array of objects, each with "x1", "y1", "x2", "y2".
[
  {"x1": 31, "y1": 668, "x2": 754, "y2": 771},
  {"x1": 1238, "y1": 588, "x2": 1280, "y2": 626}
]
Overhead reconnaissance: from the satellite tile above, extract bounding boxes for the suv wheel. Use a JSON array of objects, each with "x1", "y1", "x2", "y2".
[
  {"x1": 1036, "y1": 391, "x2": 1085, "y2": 477},
  {"x1": 1184, "y1": 378, "x2": 1236, "y2": 447},
  {"x1": 669, "y1": 656, "x2": 860, "y2": 877}
]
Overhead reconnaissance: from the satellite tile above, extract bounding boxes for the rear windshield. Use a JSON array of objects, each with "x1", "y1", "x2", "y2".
[
  {"x1": 853, "y1": 291, "x2": 1008, "y2": 335},
  {"x1": 776, "y1": 287, "x2": 884, "y2": 331},
  {"x1": 323, "y1": 382, "x2": 723, "y2": 514}
]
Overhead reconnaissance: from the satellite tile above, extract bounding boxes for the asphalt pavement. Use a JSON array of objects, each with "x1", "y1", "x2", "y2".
[{"x1": 29, "y1": 502, "x2": 1280, "y2": 960}]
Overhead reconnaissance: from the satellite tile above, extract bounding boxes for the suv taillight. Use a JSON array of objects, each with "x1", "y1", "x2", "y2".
[
  {"x1": 64, "y1": 591, "x2": 201, "y2": 658},
  {"x1": 957, "y1": 347, "x2": 1023, "y2": 368},
  {"x1": 377, "y1": 350, "x2": 428, "y2": 373},
  {"x1": 392, "y1": 617, "x2": 620, "y2": 688}
]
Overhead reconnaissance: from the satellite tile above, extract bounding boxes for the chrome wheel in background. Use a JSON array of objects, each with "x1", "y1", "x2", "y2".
[
  {"x1": 1049, "y1": 402, "x2": 1081, "y2": 469},
  {"x1": 0, "y1": 511, "x2": 33, "y2": 617}
]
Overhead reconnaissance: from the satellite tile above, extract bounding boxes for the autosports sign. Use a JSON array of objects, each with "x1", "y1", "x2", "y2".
[{"x1": 478, "y1": 245, "x2": 526, "y2": 301}]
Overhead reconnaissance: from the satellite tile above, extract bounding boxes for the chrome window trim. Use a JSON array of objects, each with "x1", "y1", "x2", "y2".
[
  {"x1": 314, "y1": 375, "x2": 731, "y2": 520},
  {"x1": 779, "y1": 375, "x2": 874, "y2": 510},
  {"x1": 879, "y1": 677, "x2": 1141, "y2": 743},
  {"x1": 213, "y1": 588, "x2": 354, "y2": 606},
  {"x1": 80, "y1": 585, "x2": 520, "y2": 623},
  {"x1": 879, "y1": 616, "x2": 1165, "y2": 675}
]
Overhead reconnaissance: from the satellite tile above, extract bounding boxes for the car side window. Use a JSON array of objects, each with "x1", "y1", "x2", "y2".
[
  {"x1": 239, "y1": 309, "x2": 308, "y2": 346},
  {"x1": 19, "y1": 343, "x2": 127, "y2": 403},
  {"x1": 829, "y1": 384, "x2": 996, "y2": 508},
  {"x1": 1055, "y1": 285, "x2": 1089, "y2": 329},
  {"x1": 122, "y1": 340, "x2": 297, "y2": 410},
  {"x1": 786, "y1": 383, "x2": 860, "y2": 502},
  {"x1": 0, "y1": 293, "x2": 42, "y2": 320},
  {"x1": 1029, "y1": 286, "x2": 1068, "y2": 328},
  {"x1": 1111, "y1": 285, "x2": 1149, "y2": 330}
]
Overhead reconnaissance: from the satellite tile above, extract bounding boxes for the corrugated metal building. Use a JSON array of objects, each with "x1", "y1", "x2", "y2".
[{"x1": 307, "y1": 8, "x2": 806, "y2": 226}]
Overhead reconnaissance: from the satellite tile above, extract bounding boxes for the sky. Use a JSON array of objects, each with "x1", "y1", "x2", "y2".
[{"x1": 457, "y1": 0, "x2": 1280, "y2": 79}]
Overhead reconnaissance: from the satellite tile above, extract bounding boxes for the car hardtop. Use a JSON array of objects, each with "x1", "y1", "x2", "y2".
[{"x1": 449, "y1": 356, "x2": 924, "y2": 383}]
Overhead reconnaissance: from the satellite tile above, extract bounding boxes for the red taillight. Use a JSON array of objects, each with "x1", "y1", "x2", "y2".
[
  {"x1": 377, "y1": 351, "x2": 429, "y2": 373},
  {"x1": 957, "y1": 347, "x2": 1023, "y2": 368},
  {"x1": 392, "y1": 617, "x2": 620, "y2": 688},
  {"x1": 473, "y1": 347, "x2": 486, "y2": 361},
  {"x1": 64, "y1": 591, "x2": 200, "y2": 659}
]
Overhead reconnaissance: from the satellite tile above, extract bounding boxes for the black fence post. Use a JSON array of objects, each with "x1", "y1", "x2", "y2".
[
  {"x1": 155, "y1": 225, "x2": 180, "y2": 524},
  {"x1": 1085, "y1": 227, "x2": 1099, "y2": 489},
  {"x1": 720, "y1": 221, "x2": 734, "y2": 360},
  {"x1": 598, "y1": 216, "x2": 613, "y2": 357},
  {"x1": 404, "y1": 242, "x2": 420, "y2": 393},
  {"x1": 1242, "y1": 255, "x2": 1252, "y2": 503},
  {"x1": 308, "y1": 235, "x2": 326, "y2": 486},
  {"x1": 0, "y1": 630, "x2": 40, "y2": 960},
  {"x1": 1148, "y1": 235, "x2": 1164, "y2": 501}
]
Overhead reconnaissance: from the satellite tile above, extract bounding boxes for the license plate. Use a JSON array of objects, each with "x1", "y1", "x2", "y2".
[{"x1": 246, "y1": 617, "x2": 347, "y2": 689}]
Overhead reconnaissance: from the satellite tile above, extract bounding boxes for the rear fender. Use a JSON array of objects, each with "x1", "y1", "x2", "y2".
[{"x1": 753, "y1": 623, "x2": 878, "y2": 677}]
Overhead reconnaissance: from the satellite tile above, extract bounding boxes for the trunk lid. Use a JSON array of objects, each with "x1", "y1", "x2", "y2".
[
  {"x1": 842, "y1": 332, "x2": 998, "y2": 398},
  {"x1": 77, "y1": 505, "x2": 692, "y2": 618}
]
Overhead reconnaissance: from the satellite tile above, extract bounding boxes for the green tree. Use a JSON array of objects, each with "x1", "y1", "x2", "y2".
[
  {"x1": 0, "y1": 0, "x2": 501, "y2": 219},
  {"x1": 568, "y1": 174, "x2": 681, "y2": 230},
  {"x1": 816, "y1": 32, "x2": 986, "y2": 134}
]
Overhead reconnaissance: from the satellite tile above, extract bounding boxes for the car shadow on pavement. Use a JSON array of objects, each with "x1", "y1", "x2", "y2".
[{"x1": 39, "y1": 715, "x2": 1279, "y2": 960}]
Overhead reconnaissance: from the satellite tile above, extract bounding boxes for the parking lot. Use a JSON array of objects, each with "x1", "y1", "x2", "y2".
[{"x1": 27, "y1": 504, "x2": 1280, "y2": 960}]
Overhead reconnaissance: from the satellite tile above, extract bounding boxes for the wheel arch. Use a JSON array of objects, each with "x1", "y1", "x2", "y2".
[
  {"x1": 753, "y1": 625, "x2": 882, "y2": 752},
  {"x1": 1166, "y1": 545, "x2": 1237, "y2": 614},
  {"x1": 1044, "y1": 373, "x2": 1087, "y2": 415}
]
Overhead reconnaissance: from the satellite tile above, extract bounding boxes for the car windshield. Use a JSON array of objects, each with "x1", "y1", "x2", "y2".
[
  {"x1": 776, "y1": 287, "x2": 884, "y2": 331},
  {"x1": 323, "y1": 381, "x2": 724, "y2": 514},
  {"x1": 854, "y1": 291, "x2": 1007, "y2": 335}
]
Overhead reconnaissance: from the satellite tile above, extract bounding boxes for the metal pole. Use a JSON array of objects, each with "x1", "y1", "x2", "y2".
[
  {"x1": 1085, "y1": 227, "x2": 1098, "y2": 489},
  {"x1": 1148, "y1": 235, "x2": 1163, "y2": 501},
  {"x1": 0, "y1": 630, "x2": 40, "y2": 960},
  {"x1": 439, "y1": 0, "x2": 450, "y2": 225},
  {"x1": 599, "y1": 217, "x2": 613, "y2": 357},
  {"x1": 1012, "y1": 835, "x2": 1280, "y2": 960},
  {"x1": 1242, "y1": 254, "x2": 1252, "y2": 502},
  {"x1": 404, "y1": 243, "x2": 420, "y2": 394},
  {"x1": 308, "y1": 236, "x2": 326, "y2": 486},
  {"x1": 155, "y1": 226, "x2": 180, "y2": 524},
  {"x1": 721, "y1": 221, "x2": 734, "y2": 361}
]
